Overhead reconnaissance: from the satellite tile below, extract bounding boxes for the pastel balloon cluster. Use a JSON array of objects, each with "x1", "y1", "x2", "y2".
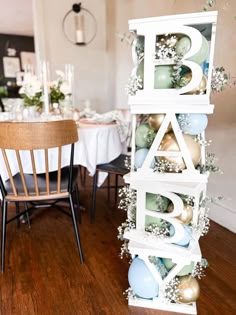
[{"x1": 128, "y1": 257, "x2": 200, "y2": 303}]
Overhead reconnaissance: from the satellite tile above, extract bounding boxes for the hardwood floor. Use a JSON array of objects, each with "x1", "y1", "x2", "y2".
[{"x1": 0, "y1": 176, "x2": 235, "y2": 315}]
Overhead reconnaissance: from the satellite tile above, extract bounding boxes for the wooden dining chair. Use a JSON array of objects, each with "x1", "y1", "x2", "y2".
[{"x1": 0, "y1": 120, "x2": 84, "y2": 272}]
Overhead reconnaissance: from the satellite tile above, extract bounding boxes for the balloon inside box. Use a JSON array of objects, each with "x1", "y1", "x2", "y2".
[
  {"x1": 127, "y1": 251, "x2": 203, "y2": 307},
  {"x1": 128, "y1": 14, "x2": 217, "y2": 106},
  {"x1": 134, "y1": 113, "x2": 208, "y2": 173}
]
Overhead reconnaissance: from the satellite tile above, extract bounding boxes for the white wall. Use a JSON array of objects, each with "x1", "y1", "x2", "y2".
[{"x1": 33, "y1": 0, "x2": 111, "y2": 113}]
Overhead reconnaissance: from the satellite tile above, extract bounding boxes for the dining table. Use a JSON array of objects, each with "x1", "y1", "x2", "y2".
[{"x1": 0, "y1": 119, "x2": 126, "y2": 188}]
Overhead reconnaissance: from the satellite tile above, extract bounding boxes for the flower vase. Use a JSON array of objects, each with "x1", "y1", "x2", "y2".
[
  {"x1": 22, "y1": 106, "x2": 40, "y2": 120},
  {"x1": 59, "y1": 97, "x2": 73, "y2": 118}
]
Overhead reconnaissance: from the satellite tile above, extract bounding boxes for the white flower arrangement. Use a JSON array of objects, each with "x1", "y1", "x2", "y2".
[
  {"x1": 19, "y1": 75, "x2": 43, "y2": 108},
  {"x1": 49, "y1": 70, "x2": 72, "y2": 104}
]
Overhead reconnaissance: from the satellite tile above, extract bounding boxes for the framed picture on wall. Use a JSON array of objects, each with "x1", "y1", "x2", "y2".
[
  {"x1": 2, "y1": 56, "x2": 21, "y2": 78},
  {"x1": 20, "y1": 51, "x2": 36, "y2": 73}
]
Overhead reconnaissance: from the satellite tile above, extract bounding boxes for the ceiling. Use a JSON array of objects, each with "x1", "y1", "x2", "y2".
[{"x1": 0, "y1": 0, "x2": 34, "y2": 36}]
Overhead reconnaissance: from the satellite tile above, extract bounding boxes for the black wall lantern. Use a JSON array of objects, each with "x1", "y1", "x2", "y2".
[{"x1": 62, "y1": 2, "x2": 97, "y2": 46}]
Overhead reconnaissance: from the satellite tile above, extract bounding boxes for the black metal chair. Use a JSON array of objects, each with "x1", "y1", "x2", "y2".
[{"x1": 90, "y1": 154, "x2": 130, "y2": 223}]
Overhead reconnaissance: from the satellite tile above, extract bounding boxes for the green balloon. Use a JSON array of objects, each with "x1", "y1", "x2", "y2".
[
  {"x1": 176, "y1": 35, "x2": 209, "y2": 65},
  {"x1": 176, "y1": 36, "x2": 191, "y2": 55},
  {"x1": 188, "y1": 35, "x2": 209, "y2": 65},
  {"x1": 146, "y1": 193, "x2": 170, "y2": 211},
  {"x1": 177, "y1": 262, "x2": 195, "y2": 276},
  {"x1": 162, "y1": 258, "x2": 195, "y2": 276},
  {"x1": 135, "y1": 123, "x2": 155, "y2": 148},
  {"x1": 162, "y1": 258, "x2": 175, "y2": 271},
  {"x1": 154, "y1": 66, "x2": 173, "y2": 89},
  {"x1": 145, "y1": 215, "x2": 162, "y2": 228}
]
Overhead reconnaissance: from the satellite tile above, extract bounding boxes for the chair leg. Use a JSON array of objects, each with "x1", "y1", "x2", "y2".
[
  {"x1": 24, "y1": 202, "x2": 31, "y2": 228},
  {"x1": 15, "y1": 202, "x2": 20, "y2": 228},
  {"x1": 74, "y1": 183, "x2": 81, "y2": 224},
  {"x1": 115, "y1": 174, "x2": 119, "y2": 204},
  {"x1": 79, "y1": 166, "x2": 86, "y2": 186},
  {"x1": 107, "y1": 174, "x2": 110, "y2": 201},
  {"x1": 69, "y1": 195, "x2": 84, "y2": 264},
  {"x1": 90, "y1": 171, "x2": 98, "y2": 223},
  {"x1": 1, "y1": 200, "x2": 7, "y2": 272}
]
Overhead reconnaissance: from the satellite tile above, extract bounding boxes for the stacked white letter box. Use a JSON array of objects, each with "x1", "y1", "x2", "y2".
[{"x1": 121, "y1": 11, "x2": 218, "y2": 314}]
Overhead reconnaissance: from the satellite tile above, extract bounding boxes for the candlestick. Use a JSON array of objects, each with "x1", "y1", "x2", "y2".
[
  {"x1": 42, "y1": 61, "x2": 50, "y2": 115},
  {"x1": 74, "y1": 14, "x2": 85, "y2": 44}
]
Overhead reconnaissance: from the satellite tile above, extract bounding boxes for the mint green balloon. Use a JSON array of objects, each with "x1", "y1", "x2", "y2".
[
  {"x1": 189, "y1": 35, "x2": 209, "y2": 65},
  {"x1": 154, "y1": 66, "x2": 173, "y2": 89},
  {"x1": 135, "y1": 123, "x2": 155, "y2": 148},
  {"x1": 146, "y1": 193, "x2": 169, "y2": 211},
  {"x1": 162, "y1": 258, "x2": 195, "y2": 276},
  {"x1": 145, "y1": 215, "x2": 162, "y2": 228},
  {"x1": 162, "y1": 258, "x2": 175, "y2": 271},
  {"x1": 176, "y1": 35, "x2": 209, "y2": 65},
  {"x1": 178, "y1": 262, "x2": 195, "y2": 276},
  {"x1": 176, "y1": 36, "x2": 191, "y2": 55}
]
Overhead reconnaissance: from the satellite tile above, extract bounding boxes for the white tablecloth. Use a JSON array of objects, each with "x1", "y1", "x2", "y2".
[{"x1": 0, "y1": 122, "x2": 124, "y2": 186}]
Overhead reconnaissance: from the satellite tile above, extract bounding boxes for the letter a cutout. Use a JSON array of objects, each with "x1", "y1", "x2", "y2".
[{"x1": 141, "y1": 113, "x2": 198, "y2": 172}]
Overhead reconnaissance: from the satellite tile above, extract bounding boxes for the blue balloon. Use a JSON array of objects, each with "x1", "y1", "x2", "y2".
[
  {"x1": 128, "y1": 257, "x2": 159, "y2": 299},
  {"x1": 169, "y1": 224, "x2": 192, "y2": 247},
  {"x1": 134, "y1": 148, "x2": 155, "y2": 169},
  {"x1": 177, "y1": 113, "x2": 208, "y2": 135}
]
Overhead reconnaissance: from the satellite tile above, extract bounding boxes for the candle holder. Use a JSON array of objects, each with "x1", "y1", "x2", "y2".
[{"x1": 62, "y1": 2, "x2": 97, "y2": 46}]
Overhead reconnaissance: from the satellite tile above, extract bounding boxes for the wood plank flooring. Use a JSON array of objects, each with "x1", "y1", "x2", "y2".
[{"x1": 0, "y1": 175, "x2": 235, "y2": 315}]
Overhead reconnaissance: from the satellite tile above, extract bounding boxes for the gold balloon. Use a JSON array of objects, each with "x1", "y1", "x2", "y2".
[
  {"x1": 159, "y1": 133, "x2": 201, "y2": 170},
  {"x1": 177, "y1": 275, "x2": 200, "y2": 304},
  {"x1": 182, "y1": 72, "x2": 207, "y2": 95},
  {"x1": 148, "y1": 114, "x2": 172, "y2": 132},
  {"x1": 167, "y1": 203, "x2": 193, "y2": 225}
]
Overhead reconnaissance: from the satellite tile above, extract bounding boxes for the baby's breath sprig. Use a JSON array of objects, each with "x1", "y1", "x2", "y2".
[
  {"x1": 192, "y1": 209, "x2": 210, "y2": 236},
  {"x1": 197, "y1": 152, "x2": 222, "y2": 174},
  {"x1": 191, "y1": 258, "x2": 209, "y2": 279},
  {"x1": 154, "y1": 160, "x2": 182, "y2": 173},
  {"x1": 145, "y1": 221, "x2": 170, "y2": 238},
  {"x1": 117, "y1": 219, "x2": 136, "y2": 241},
  {"x1": 196, "y1": 134, "x2": 212, "y2": 147},
  {"x1": 123, "y1": 287, "x2": 137, "y2": 300},
  {"x1": 118, "y1": 186, "x2": 136, "y2": 221},
  {"x1": 211, "y1": 66, "x2": 230, "y2": 92},
  {"x1": 162, "y1": 277, "x2": 180, "y2": 303},
  {"x1": 126, "y1": 75, "x2": 143, "y2": 96},
  {"x1": 119, "y1": 241, "x2": 131, "y2": 259}
]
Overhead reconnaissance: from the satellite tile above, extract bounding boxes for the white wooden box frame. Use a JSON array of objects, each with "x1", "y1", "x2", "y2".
[
  {"x1": 130, "y1": 112, "x2": 210, "y2": 183},
  {"x1": 121, "y1": 11, "x2": 218, "y2": 315},
  {"x1": 123, "y1": 176, "x2": 207, "y2": 252},
  {"x1": 127, "y1": 241, "x2": 202, "y2": 314},
  {"x1": 128, "y1": 11, "x2": 218, "y2": 107}
]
